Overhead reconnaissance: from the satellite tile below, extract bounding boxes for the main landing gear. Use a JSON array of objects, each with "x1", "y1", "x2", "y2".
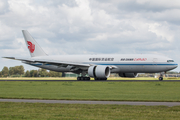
[
  {"x1": 94, "y1": 78, "x2": 107, "y2": 81},
  {"x1": 77, "y1": 71, "x2": 90, "y2": 81},
  {"x1": 76, "y1": 71, "x2": 107, "y2": 81},
  {"x1": 77, "y1": 77, "x2": 107, "y2": 81},
  {"x1": 77, "y1": 77, "x2": 90, "y2": 81}
]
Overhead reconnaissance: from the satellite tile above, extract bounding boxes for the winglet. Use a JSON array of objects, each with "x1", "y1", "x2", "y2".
[{"x1": 22, "y1": 30, "x2": 47, "y2": 57}]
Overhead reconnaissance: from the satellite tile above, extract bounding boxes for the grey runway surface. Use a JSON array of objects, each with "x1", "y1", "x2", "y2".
[
  {"x1": 0, "y1": 99, "x2": 180, "y2": 107},
  {"x1": 0, "y1": 80, "x2": 180, "y2": 82}
]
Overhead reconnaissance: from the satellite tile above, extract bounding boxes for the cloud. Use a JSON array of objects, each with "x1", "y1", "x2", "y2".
[
  {"x1": 0, "y1": 0, "x2": 180, "y2": 72},
  {"x1": 0, "y1": 0, "x2": 9, "y2": 15}
]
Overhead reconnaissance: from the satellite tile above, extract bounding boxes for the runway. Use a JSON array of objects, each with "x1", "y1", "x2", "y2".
[
  {"x1": 0, "y1": 80, "x2": 180, "y2": 82},
  {"x1": 0, "y1": 99, "x2": 180, "y2": 107}
]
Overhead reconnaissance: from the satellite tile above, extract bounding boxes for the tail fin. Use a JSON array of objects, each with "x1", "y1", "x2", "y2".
[{"x1": 22, "y1": 30, "x2": 47, "y2": 57}]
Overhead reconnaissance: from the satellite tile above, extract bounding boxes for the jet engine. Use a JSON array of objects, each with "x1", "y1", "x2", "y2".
[
  {"x1": 119, "y1": 73, "x2": 138, "y2": 78},
  {"x1": 88, "y1": 65, "x2": 110, "y2": 79}
]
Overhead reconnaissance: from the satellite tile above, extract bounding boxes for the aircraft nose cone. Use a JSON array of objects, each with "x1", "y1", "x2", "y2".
[{"x1": 174, "y1": 62, "x2": 178, "y2": 69}]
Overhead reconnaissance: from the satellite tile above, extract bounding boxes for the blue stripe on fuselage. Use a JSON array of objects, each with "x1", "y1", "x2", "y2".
[
  {"x1": 30, "y1": 63, "x2": 178, "y2": 66},
  {"x1": 98, "y1": 64, "x2": 178, "y2": 66}
]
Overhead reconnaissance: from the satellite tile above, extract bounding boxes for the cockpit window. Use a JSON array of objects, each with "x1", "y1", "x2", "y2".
[{"x1": 167, "y1": 60, "x2": 174, "y2": 62}]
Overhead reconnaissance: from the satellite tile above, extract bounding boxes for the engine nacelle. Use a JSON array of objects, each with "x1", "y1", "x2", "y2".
[
  {"x1": 88, "y1": 65, "x2": 110, "y2": 78},
  {"x1": 119, "y1": 73, "x2": 138, "y2": 78}
]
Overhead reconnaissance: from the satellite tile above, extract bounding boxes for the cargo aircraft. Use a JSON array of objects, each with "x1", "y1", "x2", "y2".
[{"x1": 3, "y1": 30, "x2": 178, "y2": 81}]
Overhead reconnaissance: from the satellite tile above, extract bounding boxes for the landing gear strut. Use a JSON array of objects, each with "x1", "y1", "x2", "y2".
[{"x1": 159, "y1": 72, "x2": 165, "y2": 81}]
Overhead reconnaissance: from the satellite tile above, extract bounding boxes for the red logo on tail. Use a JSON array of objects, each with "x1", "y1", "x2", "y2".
[{"x1": 27, "y1": 41, "x2": 35, "y2": 53}]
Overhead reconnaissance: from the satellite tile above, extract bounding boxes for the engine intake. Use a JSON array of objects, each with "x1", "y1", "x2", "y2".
[
  {"x1": 119, "y1": 73, "x2": 138, "y2": 78},
  {"x1": 88, "y1": 65, "x2": 110, "y2": 78}
]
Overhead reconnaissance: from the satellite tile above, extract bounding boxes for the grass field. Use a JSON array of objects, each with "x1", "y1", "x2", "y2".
[
  {"x1": 0, "y1": 102, "x2": 180, "y2": 120},
  {"x1": 0, "y1": 81, "x2": 180, "y2": 102},
  {"x1": 1, "y1": 81, "x2": 180, "y2": 119},
  {"x1": 0, "y1": 77, "x2": 180, "y2": 80}
]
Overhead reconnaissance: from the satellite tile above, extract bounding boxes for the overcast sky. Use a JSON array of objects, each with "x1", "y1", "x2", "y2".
[{"x1": 0, "y1": 0, "x2": 180, "y2": 72}]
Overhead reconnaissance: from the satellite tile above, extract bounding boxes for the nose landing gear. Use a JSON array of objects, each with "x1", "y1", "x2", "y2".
[
  {"x1": 159, "y1": 72, "x2": 166, "y2": 81},
  {"x1": 159, "y1": 76, "x2": 163, "y2": 81}
]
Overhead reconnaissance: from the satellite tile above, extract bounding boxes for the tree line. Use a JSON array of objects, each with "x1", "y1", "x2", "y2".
[{"x1": 0, "y1": 66, "x2": 63, "y2": 77}]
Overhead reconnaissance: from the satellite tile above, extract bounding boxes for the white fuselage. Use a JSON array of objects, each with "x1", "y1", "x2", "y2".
[{"x1": 25, "y1": 54, "x2": 178, "y2": 73}]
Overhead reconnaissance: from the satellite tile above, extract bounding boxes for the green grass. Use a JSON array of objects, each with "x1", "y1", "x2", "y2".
[
  {"x1": 0, "y1": 82, "x2": 180, "y2": 101},
  {"x1": 0, "y1": 102, "x2": 180, "y2": 120}
]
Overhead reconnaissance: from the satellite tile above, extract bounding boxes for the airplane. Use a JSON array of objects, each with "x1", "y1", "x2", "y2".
[{"x1": 3, "y1": 30, "x2": 178, "y2": 81}]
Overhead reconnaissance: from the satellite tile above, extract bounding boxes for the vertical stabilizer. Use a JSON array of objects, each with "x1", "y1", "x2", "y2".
[{"x1": 22, "y1": 30, "x2": 47, "y2": 57}]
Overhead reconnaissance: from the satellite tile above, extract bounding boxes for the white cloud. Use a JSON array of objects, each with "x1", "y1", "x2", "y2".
[
  {"x1": 0, "y1": 0, "x2": 9, "y2": 14},
  {"x1": 137, "y1": 0, "x2": 180, "y2": 8},
  {"x1": 148, "y1": 22, "x2": 174, "y2": 42},
  {"x1": 0, "y1": 0, "x2": 180, "y2": 71}
]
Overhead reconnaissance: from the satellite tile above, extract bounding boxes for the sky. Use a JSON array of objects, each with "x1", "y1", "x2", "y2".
[{"x1": 0, "y1": 0, "x2": 180, "y2": 72}]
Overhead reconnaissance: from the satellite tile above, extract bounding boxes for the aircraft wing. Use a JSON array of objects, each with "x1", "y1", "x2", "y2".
[
  {"x1": 3, "y1": 57, "x2": 118, "y2": 70},
  {"x1": 3, "y1": 57, "x2": 90, "y2": 68}
]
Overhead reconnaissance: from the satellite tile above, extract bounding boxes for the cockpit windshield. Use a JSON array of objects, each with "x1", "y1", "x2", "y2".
[{"x1": 167, "y1": 60, "x2": 174, "y2": 62}]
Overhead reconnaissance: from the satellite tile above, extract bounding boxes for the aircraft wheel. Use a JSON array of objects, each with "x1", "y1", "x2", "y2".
[
  {"x1": 77, "y1": 77, "x2": 90, "y2": 81},
  {"x1": 84, "y1": 77, "x2": 90, "y2": 81},
  {"x1": 95, "y1": 78, "x2": 107, "y2": 81},
  {"x1": 77, "y1": 77, "x2": 80, "y2": 81},
  {"x1": 159, "y1": 77, "x2": 163, "y2": 81}
]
